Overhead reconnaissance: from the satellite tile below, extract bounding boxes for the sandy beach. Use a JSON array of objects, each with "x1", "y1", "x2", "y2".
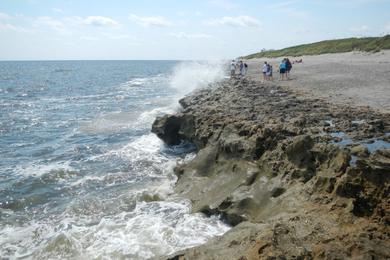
[{"x1": 245, "y1": 51, "x2": 390, "y2": 113}]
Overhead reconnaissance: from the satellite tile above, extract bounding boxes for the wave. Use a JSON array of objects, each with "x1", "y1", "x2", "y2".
[
  {"x1": 0, "y1": 200, "x2": 230, "y2": 259},
  {"x1": 78, "y1": 106, "x2": 175, "y2": 134},
  {"x1": 0, "y1": 133, "x2": 229, "y2": 259},
  {"x1": 118, "y1": 74, "x2": 169, "y2": 90},
  {"x1": 0, "y1": 61, "x2": 231, "y2": 259},
  {"x1": 13, "y1": 161, "x2": 76, "y2": 178}
]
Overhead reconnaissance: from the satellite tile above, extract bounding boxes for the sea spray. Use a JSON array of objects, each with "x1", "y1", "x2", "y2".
[{"x1": 169, "y1": 60, "x2": 227, "y2": 96}]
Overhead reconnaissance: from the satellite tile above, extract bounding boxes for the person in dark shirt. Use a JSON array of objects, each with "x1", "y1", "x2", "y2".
[{"x1": 285, "y1": 58, "x2": 292, "y2": 79}]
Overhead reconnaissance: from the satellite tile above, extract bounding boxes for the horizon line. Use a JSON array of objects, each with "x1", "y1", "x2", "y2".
[{"x1": 0, "y1": 59, "x2": 230, "y2": 62}]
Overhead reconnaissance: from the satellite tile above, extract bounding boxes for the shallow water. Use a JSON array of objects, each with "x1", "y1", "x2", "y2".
[
  {"x1": 0, "y1": 60, "x2": 229, "y2": 259},
  {"x1": 363, "y1": 139, "x2": 390, "y2": 153},
  {"x1": 327, "y1": 129, "x2": 390, "y2": 167}
]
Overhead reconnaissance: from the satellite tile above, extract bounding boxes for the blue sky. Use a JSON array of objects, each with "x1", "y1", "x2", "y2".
[{"x1": 0, "y1": 0, "x2": 389, "y2": 60}]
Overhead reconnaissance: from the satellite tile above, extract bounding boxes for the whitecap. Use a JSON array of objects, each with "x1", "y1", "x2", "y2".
[{"x1": 13, "y1": 161, "x2": 76, "y2": 178}]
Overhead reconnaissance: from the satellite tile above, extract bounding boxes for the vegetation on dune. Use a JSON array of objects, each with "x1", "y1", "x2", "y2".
[{"x1": 243, "y1": 35, "x2": 390, "y2": 59}]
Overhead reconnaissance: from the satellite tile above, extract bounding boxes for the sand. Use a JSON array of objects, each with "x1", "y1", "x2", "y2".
[{"x1": 245, "y1": 51, "x2": 390, "y2": 113}]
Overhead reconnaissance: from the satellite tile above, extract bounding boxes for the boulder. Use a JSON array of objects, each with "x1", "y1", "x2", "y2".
[{"x1": 151, "y1": 114, "x2": 183, "y2": 145}]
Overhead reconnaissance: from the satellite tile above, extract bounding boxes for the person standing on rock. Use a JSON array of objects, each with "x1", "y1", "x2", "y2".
[
  {"x1": 239, "y1": 61, "x2": 245, "y2": 78},
  {"x1": 279, "y1": 58, "x2": 287, "y2": 80},
  {"x1": 243, "y1": 62, "x2": 248, "y2": 77},
  {"x1": 230, "y1": 60, "x2": 236, "y2": 78},
  {"x1": 267, "y1": 64, "x2": 273, "y2": 81},
  {"x1": 262, "y1": 61, "x2": 268, "y2": 82},
  {"x1": 286, "y1": 58, "x2": 292, "y2": 79}
]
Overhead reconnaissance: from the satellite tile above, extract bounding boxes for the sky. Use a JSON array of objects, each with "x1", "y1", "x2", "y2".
[{"x1": 0, "y1": 0, "x2": 389, "y2": 60}]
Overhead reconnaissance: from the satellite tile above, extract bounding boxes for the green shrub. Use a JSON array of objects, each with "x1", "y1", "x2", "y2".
[{"x1": 243, "y1": 35, "x2": 390, "y2": 59}]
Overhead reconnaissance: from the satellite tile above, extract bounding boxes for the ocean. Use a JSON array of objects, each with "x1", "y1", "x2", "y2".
[{"x1": 0, "y1": 60, "x2": 229, "y2": 259}]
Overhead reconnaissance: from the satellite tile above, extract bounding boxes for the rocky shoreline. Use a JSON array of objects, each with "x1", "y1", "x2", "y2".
[{"x1": 152, "y1": 78, "x2": 390, "y2": 259}]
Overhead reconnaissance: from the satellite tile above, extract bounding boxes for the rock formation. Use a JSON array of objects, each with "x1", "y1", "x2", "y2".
[{"x1": 152, "y1": 79, "x2": 390, "y2": 259}]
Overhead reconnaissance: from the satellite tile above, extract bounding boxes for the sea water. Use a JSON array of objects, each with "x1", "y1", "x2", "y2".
[{"x1": 0, "y1": 60, "x2": 229, "y2": 259}]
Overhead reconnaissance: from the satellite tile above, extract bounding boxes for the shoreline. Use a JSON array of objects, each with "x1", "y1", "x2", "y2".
[{"x1": 152, "y1": 53, "x2": 390, "y2": 259}]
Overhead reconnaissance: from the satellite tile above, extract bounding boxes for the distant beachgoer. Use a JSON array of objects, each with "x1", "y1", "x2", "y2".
[
  {"x1": 239, "y1": 61, "x2": 244, "y2": 77},
  {"x1": 230, "y1": 60, "x2": 236, "y2": 78},
  {"x1": 262, "y1": 62, "x2": 268, "y2": 82},
  {"x1": 266, "y1": 64, "x2": 273, "y2": 81},
  {"x1": 286, "y1": 58, "x2": 292, "y2": 79},
  {"x1": 236, "y1": 60, "x2": 241, "y2": 76},
  {"x1": 243, "y1": 63, "x2": 248, "y2": 76},
  {"x1": 279, "y1": 59, "x2": 287, "y2": 80}
]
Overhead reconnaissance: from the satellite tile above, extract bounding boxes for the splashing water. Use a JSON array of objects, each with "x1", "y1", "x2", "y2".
[
  {"x1": 169, "y1": 60, "x2": 227, "y2": 95},
  {"x1": 0, "y1": 60, "x2": 229, "y2": 259}
]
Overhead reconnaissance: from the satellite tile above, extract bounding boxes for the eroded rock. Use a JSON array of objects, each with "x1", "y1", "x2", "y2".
[{"x1": 153, "y1": 78, "x2": 390, "y2": 259}]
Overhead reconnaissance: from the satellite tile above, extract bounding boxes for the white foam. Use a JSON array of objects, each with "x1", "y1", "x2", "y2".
[
  {"x1": 104, "y1": 133, "x2": 163, "y2": 159},
  {"x1": 14, "y1": 161, "x2": 75, "y2": 178},
  {"x1": 119, "y1": 74, "x2": 168, "y2": 90},
  {"x1": 0, "y1": 199, "x2": 230, "y2": 259},
  {"x1": 67, "y1": 175, "x2": 107, "y2": 187},
  {"x1": 136, "y1": 106, "x2": 176, "y2": 125},
  {"x1": 83, "y1": 133, "x2": 176, "y2": 192}
]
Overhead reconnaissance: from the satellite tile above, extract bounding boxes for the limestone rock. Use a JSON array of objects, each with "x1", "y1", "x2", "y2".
[{"x1": 153, "y1": 79, "x2": 390, "y2": 259}]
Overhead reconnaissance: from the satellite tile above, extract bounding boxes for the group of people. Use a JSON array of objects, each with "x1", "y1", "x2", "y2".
[
  {"x1": 262, "y1": 61, "x2": 273, "y2": 81},
  {"x1": 262, "y1": 58, "x2": 292, "y2": 81},
  {"x1": 230, "y1": 60, "x2": 248, "y2": 78},
  {"x1": 230, "y1": 57, "x2": 295, "y2": 81}
]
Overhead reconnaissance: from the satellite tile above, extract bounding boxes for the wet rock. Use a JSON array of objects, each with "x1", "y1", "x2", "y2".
[
  {"x1": 152, "y1": 114, "x2": 197, "y2": 146},
  {"x1": 270, "y1": 187, "x2": 286, "y2": 197},
  {"x1": 152, "y1": 114, "x2": 184, "y2": 145},
  {"x1": 154, "y1": 79, "x2": 390, "y2": 259}
]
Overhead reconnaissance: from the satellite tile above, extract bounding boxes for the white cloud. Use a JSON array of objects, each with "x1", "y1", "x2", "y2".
[
  {"x1": 34, "y1": 16, "x2": 119, "y2": 32},
  {"x1": 130, "y1": 14, "x2": 173, "y2": 27},
  {"x1": 349, "y1": 25, "x2": 370, "y2": 32},
  {"x1": 205, "y1": 16, "x2": 261, "y2": 28},
  {"x1": 0, "y1": 12, "x2": 11, "y2": 19},
  {"x1": 83, "y1": 16, "x2": 119, "y2": 27},
  {"x1": 170, "y1": 32, "x2": 212, "y2": 39}
]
